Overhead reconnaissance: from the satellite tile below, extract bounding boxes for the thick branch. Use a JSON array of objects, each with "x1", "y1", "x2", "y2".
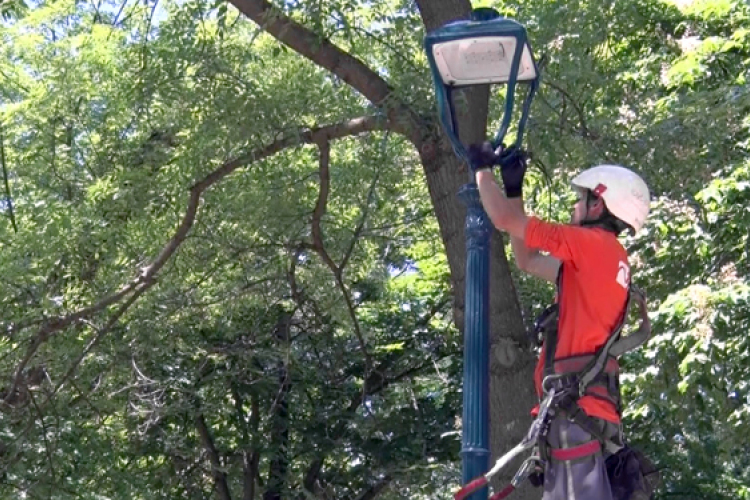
[
  {"x1": 196, "y1": 414, "x2": 233, "y2": 500},
  {"x1": 302, "y1": 458, "x2": 324, "y2": 497},
  {"x1": 414, "y1": 0, "x2": 471, "y2": 31},
  {"x1": 310, "y1": 141, "x2": 337, "y2": 275},
  {"x1": 6, "y1": 116, "x2": 386, "y2": 403},
  {"x1": 226, "y1": 0, "x2": 423, "y2": 144},
  {"x1": 228, "y1": 0, "x2": 389, "y2": 106},
  {"x1": 264, "y1": 316, "x2": 291, "y2": 500}
]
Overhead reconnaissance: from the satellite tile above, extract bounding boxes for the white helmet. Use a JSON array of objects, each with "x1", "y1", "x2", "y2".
[{"x1": 571, "y1": 165, "x2": 651, "y2": 232}]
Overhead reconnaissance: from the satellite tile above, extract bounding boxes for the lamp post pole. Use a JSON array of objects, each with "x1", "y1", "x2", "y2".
[
  {"x1": 423, "y1": 9, "x2": 538, "y2": 497},
  {"x1": 458, "y1": 180, "x2": 491, "y2": 500}
]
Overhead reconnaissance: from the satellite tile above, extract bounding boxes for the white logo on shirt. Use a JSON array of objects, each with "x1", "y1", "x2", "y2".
[{"x1": 616, "y1": 261, "x2": 630, "y2": 289}]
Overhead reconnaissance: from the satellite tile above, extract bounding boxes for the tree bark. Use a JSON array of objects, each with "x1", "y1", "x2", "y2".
[{"x1": 196, "y1": 414, "x2": 234, "y2": 500}]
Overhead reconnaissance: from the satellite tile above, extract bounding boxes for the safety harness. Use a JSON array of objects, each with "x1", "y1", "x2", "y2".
[
  {"x1": 534, "y1": 267, "x2": 651, "y2": 463},
  {"x1": 454, "y1": 266, "x2": 653, "y2": 500}
]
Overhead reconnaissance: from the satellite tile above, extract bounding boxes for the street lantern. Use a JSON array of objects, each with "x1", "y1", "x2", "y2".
[
  {"x1": 425, "y1": 7, "x2": 539, "y2": 162},
  {"x1": 424, "y1": 8, "x2": 540, "y2": 499}
]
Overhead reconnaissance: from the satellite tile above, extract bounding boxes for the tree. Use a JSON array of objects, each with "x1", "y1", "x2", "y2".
[{"x1": 1, "y1": 0, "x2": 538, "y2": 496}]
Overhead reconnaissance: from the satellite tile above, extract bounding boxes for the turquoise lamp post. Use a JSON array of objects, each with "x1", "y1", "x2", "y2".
[{"x1": 424, "y1": 8, "x2": 539, "y2": 498}]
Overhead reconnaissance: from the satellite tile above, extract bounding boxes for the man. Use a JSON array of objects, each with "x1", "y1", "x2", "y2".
[{"x1": 468, "y1": 142, "x2": 651, "y2": 500}]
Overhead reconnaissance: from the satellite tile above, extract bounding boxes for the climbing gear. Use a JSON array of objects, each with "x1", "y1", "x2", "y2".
[
  {"x1": 454, "y1": 388, "x2": 556, "y2": 500},
  {"x1": 571, "y1": 165, "x2": 651, "y2": 232},
  {"x1": 424, "y1": 8, "x2": 540, "y2": 165},
  {"x1": 456, "y1": 454, "x2": 542, "y2": 500},
  {"x1": 454, "y1": 274, "x2": 655, "y2": 500},
  {"x1": 537, "y1": 417, "x2": 620, "y2": 500},
  {"x1": 540, "y1": 275, "x2": 651, "y2": 416},
  {"x1": 531, "y1": 303, "x2": 557, "y2": 347}
]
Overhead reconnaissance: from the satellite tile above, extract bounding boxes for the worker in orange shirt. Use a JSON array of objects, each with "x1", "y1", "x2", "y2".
[{"x1": 468, "y1": 141, "x2": 652, "y2": 500}]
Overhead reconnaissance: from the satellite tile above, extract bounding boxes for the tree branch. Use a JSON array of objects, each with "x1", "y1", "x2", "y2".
[
  {"x1": 302, "y1": 458, "x2": 324, "y2": 497},
  {"x1": 355, "y1": 475, "x2": 392, "y2": 500},
  {"x1": 248, "y1": 391, "x2": 261, "y2": 500},
  {"x1": 542, "y1": 80, "x2": 599, "y2": 140},
  {"x1": 310, "y1": 140, "x2": 373, "y2": 376},
  {"x1": 226, "y1": 0, "x2": 423, "y2": 145},
  {"x1": 28, "y1": 390, "x2": 56, "y2": 481},
  {"x1": 228, "y1": 0, "x2": 389, "y2": 105},
  {"x1": 0, "y1": 122, "x2": 17, "y2": 233},
  {"x1": 5, "y1": 115, "x2": 386, "y2": 404},
  {"x1": 46, "y1": 285, "x2": 148, "y2": 404},
  {"x1": 310, "y1": 141, "x2": 337, "y2": 275},
  {"x1": 340, "y1": 160, "x2": 382, "y2": 273},
  {"x1": 196, "y1": 414, "x2": 233, "y2": 500}
]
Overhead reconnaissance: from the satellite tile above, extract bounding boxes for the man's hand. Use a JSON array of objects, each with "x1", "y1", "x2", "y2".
[
  {"x1": 467, "y1": 141, "x2": 501, "y2": 173},
  {"x1": 468, "y1": 142, "x2": 528, "y2": 198},
  {"x1": 498, "y1": 146, "x2": 528, "y2": 198}
]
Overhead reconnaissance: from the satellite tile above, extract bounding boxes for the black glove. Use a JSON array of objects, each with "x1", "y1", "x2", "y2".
[
  {"x1": 498, "y1": 145, "x2": 528, "y2": 198},
  {"x1": 467, "y1": 141, "x2": 501, "y2": 173}
]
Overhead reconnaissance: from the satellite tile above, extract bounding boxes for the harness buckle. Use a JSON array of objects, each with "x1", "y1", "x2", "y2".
[{"x1": 542, "y1": 373, "x2": 582, "y2": 400}]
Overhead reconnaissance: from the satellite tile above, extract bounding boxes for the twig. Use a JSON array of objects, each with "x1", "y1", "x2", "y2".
[
  {"x1": 542, "y1": 80, "x2": 599, "y2": 140},
  {"x1": 111, "y1": 0, "x2": 130, "y2": 26},
  {"x1": 28, "y1": 390, "x2": 56, "y2": 480},
  {"x1": 46, "y1": 283, "x2": 148, "y2": 403},
  {"x1": 340, "y1": 160, "x2": 382, "y2": 272}
]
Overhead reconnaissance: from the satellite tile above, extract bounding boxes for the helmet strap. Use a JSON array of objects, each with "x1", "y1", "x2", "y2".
[{"x1": 579, "y1": 191, "x2": 630, "y2": 235}]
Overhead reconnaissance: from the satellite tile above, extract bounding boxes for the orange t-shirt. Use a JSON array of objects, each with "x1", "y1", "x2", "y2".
[{"x1": 524, "y1": 216, "x2": 630, "y2": 423}]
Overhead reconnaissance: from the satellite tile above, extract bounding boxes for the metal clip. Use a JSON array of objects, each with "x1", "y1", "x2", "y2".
[
  {"x1": 522, "y1": 387, "x2": 555, "y2": 447},
  {"x1": 511, "y1": 456, "x2": 541, "y2": 487}
]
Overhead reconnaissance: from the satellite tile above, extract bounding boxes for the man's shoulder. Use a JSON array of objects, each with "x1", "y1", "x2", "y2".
[{"x1": 528, "y1": 218, "x2": 618, "y2": 242}]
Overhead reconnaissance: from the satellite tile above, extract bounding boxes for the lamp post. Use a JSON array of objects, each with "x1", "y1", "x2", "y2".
[{"x1": 424, "y1": 9, "x2": 539, "y2": 499}]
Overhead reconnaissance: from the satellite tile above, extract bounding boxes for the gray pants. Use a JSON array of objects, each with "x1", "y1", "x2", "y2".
[{"x1": 542, "y1": 417, "x2": 620, "y2": 500}]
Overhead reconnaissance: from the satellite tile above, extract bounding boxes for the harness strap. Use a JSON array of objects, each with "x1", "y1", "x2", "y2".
[
  {"x1": 608, "y1": 286, "x2": 651, "y2": 357},
  {"x1": 552, "y1": 356, "x2": 622, "y2": 408},
  {"x1": 550, "y1": 440, "x2": 601, "y2": 461},
  {"x1": 577, "y1": 291, "x2": 631, "y2": 391},
  {"x1": 542, "y1": 268, "x2": 565, "y2": 379},
  {"x1": 542, "y1": 267, "x2": 652, "y2": 405}
]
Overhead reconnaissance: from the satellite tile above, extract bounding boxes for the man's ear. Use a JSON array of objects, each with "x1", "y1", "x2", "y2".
[{"x1": 587, "y1": 196, "x2": 606, "y2": 218}]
